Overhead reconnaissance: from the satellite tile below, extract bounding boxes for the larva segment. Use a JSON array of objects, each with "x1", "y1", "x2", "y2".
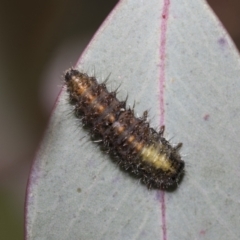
[{"x1": 65, "y1": 68, "x2": 185, "y2": 189}]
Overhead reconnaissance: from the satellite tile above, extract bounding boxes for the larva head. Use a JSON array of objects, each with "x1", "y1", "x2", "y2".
[
  {"x1": 65, "y1": 68, "x2": 80, "y2": 82},
  {"x1": 161, "y1": 145, "x2": 185, "y2": 188},
  {"x1": 167, "y1": 160, "x2": 185, "y2": 187},
  {"x1": 149, "y1": 142, "x2": 185, "y2": 189},
  {"x1": 144, "y1": 158, "x2": 185, "y2": 189}
]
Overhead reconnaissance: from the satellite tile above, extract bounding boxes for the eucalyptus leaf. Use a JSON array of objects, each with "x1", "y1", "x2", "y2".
[{"x1": 26, "y1": 0, "x2": 240, "y2": 239}]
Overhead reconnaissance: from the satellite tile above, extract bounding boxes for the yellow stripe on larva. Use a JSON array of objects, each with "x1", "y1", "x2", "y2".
[{"x1": 140, "y1": 145, "x2": 175, "y2": 172}]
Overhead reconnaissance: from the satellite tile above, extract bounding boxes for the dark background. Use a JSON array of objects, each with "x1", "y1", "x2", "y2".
[{"x1": 0, "y1": 0, "x2": 239, "y2": 239}]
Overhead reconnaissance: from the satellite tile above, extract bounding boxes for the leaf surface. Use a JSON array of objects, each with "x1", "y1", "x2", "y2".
[{"x1": 26, "y1": 0, "x2": 240, "y2": 239}]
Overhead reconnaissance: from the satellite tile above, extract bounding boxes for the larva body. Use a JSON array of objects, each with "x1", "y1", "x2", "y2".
[{"x1": 65, "y1": 69, "x2": 185, "y2": 189}]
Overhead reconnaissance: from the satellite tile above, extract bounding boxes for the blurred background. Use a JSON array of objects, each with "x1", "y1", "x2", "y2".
[{"x1": 0, "y1": 0, "x2": 239, "y2": 239}]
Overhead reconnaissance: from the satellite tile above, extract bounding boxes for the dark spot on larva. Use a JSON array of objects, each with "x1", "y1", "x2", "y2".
[{"x1": 65, "y1": 68, "x2": 185, "y2": 190}]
